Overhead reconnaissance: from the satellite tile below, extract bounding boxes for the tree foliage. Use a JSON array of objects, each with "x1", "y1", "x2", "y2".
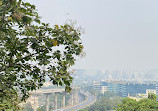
[
  {"x1": 116, "y1": 94, "x2": 158, "y2": 111},
  {"x1": 148, "y1": 93, "x2": 157, "y2": 101},
  {"x1": 0, "y1": 88, "x2": 21, "y2": 111},
  {"x1": 0, "y1": 0, "x2": 83, "y2": 109},
  {"x1": 80, "y1": 97, "x2": 122, "y2": 111}
]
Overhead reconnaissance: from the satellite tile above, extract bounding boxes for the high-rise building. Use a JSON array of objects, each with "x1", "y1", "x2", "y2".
[
  {"x1": 100, "y1": 81, "x2": 127, "y2": 97},
  {"x1": 93, "y1": 81, "x2": 157, "y2": 97},
  {"x1": 126, "y1": 83, "x2": 156, "y2": 96}
]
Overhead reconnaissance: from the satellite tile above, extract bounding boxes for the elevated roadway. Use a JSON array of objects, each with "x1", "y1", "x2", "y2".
[
  {"x1": 63, "y1": 91, "x2": 96, "y2": 111},
  {"x1": 31, "y1": 88, "x2": 65, "y2": 94}
]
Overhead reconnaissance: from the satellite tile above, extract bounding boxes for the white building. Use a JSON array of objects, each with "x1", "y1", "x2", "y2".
[
  {"x1": 101, "y1": 86, "x2": 107, "y2": 94},
  {"x1": 146, "y1": 89, "x2": 156, "y2": 95},
  {"x1": 43, "y1": 81, "x2": 53, "y2": 87},
  {"x1": 129, "y1": 89, "x2": 157, "y2": 101}
]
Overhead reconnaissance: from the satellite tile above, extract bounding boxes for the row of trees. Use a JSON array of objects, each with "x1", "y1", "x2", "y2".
[{"x1": 0, "y1": 0, "x2": 83, "y2": 110}]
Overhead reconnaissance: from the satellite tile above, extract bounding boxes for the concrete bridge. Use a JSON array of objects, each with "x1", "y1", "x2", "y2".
[
  {"x1": 63, "y1": 91, "x2": 96, "y2": 111},
  {"x1": 31, "y1": 88, "x2": 80, "y2": 111}
]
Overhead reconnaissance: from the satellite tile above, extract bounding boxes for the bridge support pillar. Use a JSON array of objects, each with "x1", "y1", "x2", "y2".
[
  {"x1": 74, "y1": 91, "x2": 79, "y2": 104},
  {"x1": 46, "y1": 94, "x2": 50, "y2": 111},
  {"x1": 33, "y1": 107, "x2": 36, "y2": 111},
  {"x1": 71, "y1": 92, "x2": 74, "y2": 106},
  {"x1": 54, "y1": 93, "x2": 58, "y2": 110},
  {"x1": 62, "y1": 92, "x2": 66, "y2": 108}
]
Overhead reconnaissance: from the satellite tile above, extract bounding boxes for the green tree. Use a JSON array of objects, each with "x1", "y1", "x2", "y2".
[
  {"x1": 0, "y1": 0, "x2": 83, "y2": 110},
  {"x1": 82, "y1": 97, "x2": 122, "y2": 111},
  {"x1": 148, "y1": 93, "x2": 157, "y2": 101},
  {"x1": 116, "y1": 98, "x2": 138, "y2": 111},
  {"x1": 116, "y1": 94, "x2": 158, "y2": 111},
  {"x1": 0, "y1": 88, "x2": 21, "y2": 111}
]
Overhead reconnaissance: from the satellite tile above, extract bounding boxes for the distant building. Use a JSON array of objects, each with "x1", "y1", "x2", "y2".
[
  {"x1": 93, "y1": 81, "x2": 157, "y2": 97},
  {"x1": 101, "y1": 81, "x2": 127, "y2": 97},
  {"x1": 43, "y1": 81, "x2": 53, "y2": 87},
  {"x1": 146, "y1": 89, "x2": 156, "y2": 95},
  {"x1": 126, "y1": 83, "x2": 156, "y2": 97},
  {"x1": 127, "y1": 95, "x2": 142, "y2": 101},
  {"x1": 129, "y1": 89, "x2": 157, "y2": 101},
  {"x1": 93, "y1": 81, "x2": 101, "y2": 91},
  {"x1": 156, "y1": 86, "x2": 158, "y2": 95},
  {"x1": 101, "y1": 86, "x2": 107, "y2": 94}
]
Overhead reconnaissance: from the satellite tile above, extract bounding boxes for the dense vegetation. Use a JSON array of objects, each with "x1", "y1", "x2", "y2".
[
  {"x1": 0, "y1": 0, "x2": 83, "y2": 110},
  {"x1": 116, "y1": 93, "x2": 158, "y2": 111}
]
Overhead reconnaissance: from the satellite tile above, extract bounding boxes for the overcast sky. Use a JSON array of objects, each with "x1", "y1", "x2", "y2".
[{"x1": 28, "y1": 0, "x2": 158, "y2": 71}]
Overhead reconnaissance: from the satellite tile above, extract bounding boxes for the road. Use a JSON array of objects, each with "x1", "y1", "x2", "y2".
[{"x1": 63, "y1": 91, "x2": 96, "y2": 111}]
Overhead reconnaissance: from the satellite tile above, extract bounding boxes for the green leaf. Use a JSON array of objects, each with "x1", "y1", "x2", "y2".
[
  {"x1": 0, "y1": 1, "x2": 2, "y2": 6},
  {"x1": 59, "y1": 81, "x2": 63, "y2": 86},
  {"x1": 25, "y1": 2, "x2": 31, "y2": 6},
  {"x1": 35, "y1": 18, "x2": 40, "y2": 24}
]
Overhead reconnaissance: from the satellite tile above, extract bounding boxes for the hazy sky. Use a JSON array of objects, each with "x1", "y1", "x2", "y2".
[{"x1": 28, "y1": 0, "x2": 158, "y2": 70}]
